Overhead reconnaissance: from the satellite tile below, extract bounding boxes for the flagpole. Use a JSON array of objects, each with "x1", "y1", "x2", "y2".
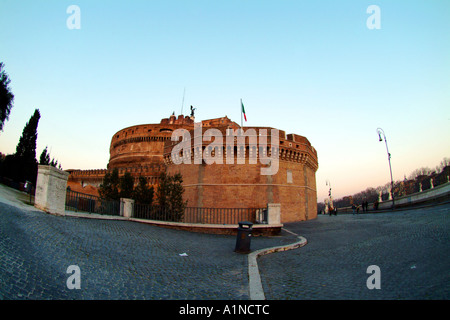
[{"x1": 240, "y1": 98, "x2": 243, "y2": 128}]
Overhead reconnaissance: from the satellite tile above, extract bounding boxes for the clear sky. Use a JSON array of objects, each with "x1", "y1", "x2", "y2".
[{"x1": 1, "y1": 0, "x2": 449, "y2": 202}]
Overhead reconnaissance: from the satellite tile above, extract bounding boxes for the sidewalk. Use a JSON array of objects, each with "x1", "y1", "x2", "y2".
[{"x1": 0, "y1": 183, "x2": 37, "y2": 212}]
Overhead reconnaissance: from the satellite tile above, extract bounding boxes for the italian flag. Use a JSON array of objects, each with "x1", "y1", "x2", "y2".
[{"x1": 241, "y1": 100, "x2": 247, "y2": 122}]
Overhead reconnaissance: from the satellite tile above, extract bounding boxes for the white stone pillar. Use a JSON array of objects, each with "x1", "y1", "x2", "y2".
[
  {"x1": 120, "y1": 198, "x2": 135, "y2": 218},
  {"x1": 267, "y1": 203, "x2": 281, "y2": 225},
  {"x1": 34, "y1": 165, "x2": 69, "y2": 216}
]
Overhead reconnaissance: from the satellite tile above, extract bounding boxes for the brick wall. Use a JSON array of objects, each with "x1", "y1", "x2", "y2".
[
  {"x1": 68, "y1": 115, "x2": 318, "y2": 223},
  {"x1": 167, "y1": 160, "x2": 317, "y2": 223}
]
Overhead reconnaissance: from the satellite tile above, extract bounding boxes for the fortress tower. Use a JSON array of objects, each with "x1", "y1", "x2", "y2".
[{"x1": 67, "y1": 113, "x2": 319, "y2": 222}]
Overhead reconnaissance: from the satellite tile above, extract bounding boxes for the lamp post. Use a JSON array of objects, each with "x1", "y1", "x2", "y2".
[
  {"x1": 326, "y1": 179, "x2": 333, "y2": 210},
  {"x1": 326, "y1": 179, "x2": 332, "y2": 198},
  {"x1": 377, "y1": 128, "x2": 395, "y2": 210}
]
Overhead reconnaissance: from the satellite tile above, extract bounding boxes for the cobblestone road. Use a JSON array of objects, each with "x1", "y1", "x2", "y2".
[
  {"x1": 260, "y1": 204, "x2": 450, "y2": 299},
  {"x1": 0, "y1": 186, "x2": 290, "y2": 300},
  {"x1": 1, "y1": 184, "x2": 449, "y2": 300}
]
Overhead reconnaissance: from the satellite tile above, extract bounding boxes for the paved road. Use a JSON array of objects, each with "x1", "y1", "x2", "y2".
[
  {"x1": 0, "y1": 184, "x2": 449, "y2": 300},
  {"x1": 259, "y1": 205, "x2": 450, "y2": 299},
  {"x1": 0, "y1": 186, "x2": 291, "y2": 300}
]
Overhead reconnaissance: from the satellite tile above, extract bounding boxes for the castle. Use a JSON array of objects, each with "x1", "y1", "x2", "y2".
[{"x1": 67, "y1": 113, "x2": 319, "y2": 222}]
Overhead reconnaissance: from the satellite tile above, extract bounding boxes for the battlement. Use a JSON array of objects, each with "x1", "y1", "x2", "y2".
[
  {"x1": 68, "y1": 112, "x2": 319, "y2": 223},
  {"x1": 67, "y1": 169, "x2": 107, "y2": 177},
  {"x1": 162, "y1": 125, "x2": 318, "y2": 171}
]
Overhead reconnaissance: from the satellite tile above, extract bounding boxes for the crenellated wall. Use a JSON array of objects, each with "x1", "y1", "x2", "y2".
[
  {"x1": 67, "y1": 114, "x2": 319, "y2": 222},
  {"x1": 164, "y1": 125, "x2": 319, "y2": 222}
]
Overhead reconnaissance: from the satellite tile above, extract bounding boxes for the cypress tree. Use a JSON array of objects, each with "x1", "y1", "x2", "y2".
[
  {"x1": 39, "y1": 146, "x2": 51, "y2": 165},
  {"x1": 119, "y1": 171, "x2": 134, "y2": 199},
  {"x1": 39, "y1": 146, "x2": 62, "y2": 169},
  {"x1": 132, "y1": 176, "x2": 154, "y2": 205},
  {"x1": 13, "y1": 109, "x2": 40, "y2": 183},
  {"x1": 156, "y1": 172, "x2": 186, "y2": 221},
  {"x1": 99, "y1": 168, "x2": 120, "y2": 200}
]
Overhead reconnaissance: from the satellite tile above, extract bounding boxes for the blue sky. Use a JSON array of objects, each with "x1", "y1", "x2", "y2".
[{"x1": 0, "y1": 0, "x2": 449, "y2": 201}]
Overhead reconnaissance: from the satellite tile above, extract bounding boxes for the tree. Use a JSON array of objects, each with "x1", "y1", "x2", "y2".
[
  {"x1": 39, "y1": 146, "x2": 62, "y2": 169},
  {"x1": 16, "y1": 109, "x2": 40, "y2": 183},
  {"x1": 99, "y1": 168, "x2": 120, "y2": 201},
  {"x1": 15, "y1": 109, "x2": 40, "y2": 160},
  {"x1": 408, "y1": 167, "x2": 432, "y2": 180},
  {"x1": 119, "y1": 171, "x2": 134, "y2": 198},
  {"x1": 132, "y1": 176, "x2": 154, "y2": 205},
  {"x1": 435, "y1": 157, "x2": 450, "y2": 174},
  {"x1": 1, "y1": 109, "x2": 41, "y2": 184},
  {"x1": 39, "y1": 146, "x2": 51, "y2": 165},
  {"x1": 156, "y1": 172, "x2": 187, "y2": 221},
  {"x1": 0, "y1": 62, "x2": 14, "y2": 132}
]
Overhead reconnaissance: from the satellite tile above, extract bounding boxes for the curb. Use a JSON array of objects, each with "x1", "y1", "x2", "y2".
[{"x1": 248, "y1": 229, "x2": 307, "y2": 300}]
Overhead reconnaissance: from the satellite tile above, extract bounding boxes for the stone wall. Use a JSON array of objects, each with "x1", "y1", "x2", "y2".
[{"x1": 35, "y1": 165, "x2": 69, "y2": 216}]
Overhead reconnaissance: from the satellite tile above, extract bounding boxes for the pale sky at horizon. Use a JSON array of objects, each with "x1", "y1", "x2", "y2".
[{"x1": 0, "y1": 0, "x2": 449, "y2": 202}]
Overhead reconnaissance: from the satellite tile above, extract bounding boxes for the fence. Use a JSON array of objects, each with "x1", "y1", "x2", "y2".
[
  {"x1": 65, "y1": 190, "x2": 120, "y2": 216},
  {"x1": 65, "y1": 190, "x2": 264, "y2": 224},
  {"x1": 134, "y1": 204, "x2": 262, "y2": 225}
]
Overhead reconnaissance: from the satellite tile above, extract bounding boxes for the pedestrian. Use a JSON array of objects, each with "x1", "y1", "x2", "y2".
[
  {"x1": 356, "y1": 205, "x2": 360, "y2": 214},
  {"x1": 352, "y1": 203, "x2": 356, "y2": 215}
]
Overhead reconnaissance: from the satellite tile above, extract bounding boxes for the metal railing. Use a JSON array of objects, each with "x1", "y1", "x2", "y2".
[
  {"x1": 65, "y1": 190, "x2": 265, "y2": 225},
  {"x1": 133, "y1": 204, "x2": 262, "y2": 225},
  {"x1": 65, "y1": 190, "x2": 120, "y2": 216}
]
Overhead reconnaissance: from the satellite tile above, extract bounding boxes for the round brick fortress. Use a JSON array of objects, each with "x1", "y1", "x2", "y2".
[
  {"x1": 68, "y1": 114, "x2": 199, "y2": 189},
  {"x1": 68, "y1": 114, "x2": 318, "y2": 222},
  {"x1": 164, "y1": 125, "x2": 319, "y2": 223},
  {"x1": 109, "y1": 114, "x2": 195, "y2": 171}
]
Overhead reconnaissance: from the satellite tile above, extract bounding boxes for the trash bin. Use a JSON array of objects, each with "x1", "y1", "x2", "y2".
[{"x1": 234, "y1": 221, "x2": 253, "y2": 253}]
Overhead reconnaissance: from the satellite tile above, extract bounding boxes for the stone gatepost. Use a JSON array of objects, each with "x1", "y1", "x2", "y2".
[
  {"x1": 120, "y1": 198, "x2": 135, "y2": 218},
  {"x1": 34, "y1": 165, "x2": 69, "y2": 216},
  {"x1": 267, "y1": 203, "x2": 281, "y2": 224}
]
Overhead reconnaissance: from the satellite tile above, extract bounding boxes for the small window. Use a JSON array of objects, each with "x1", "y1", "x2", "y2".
[{"x1": 287, "y1": 170, "x2": 293, "y2": 183}]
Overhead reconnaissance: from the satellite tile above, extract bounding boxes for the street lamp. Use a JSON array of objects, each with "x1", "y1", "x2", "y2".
[
  {"x1": 326, "y1": 179, "x2": 333, "y2": 210},
  {"x1": 377, "y1": 128, "x2": 395, "y2": 210},
  {"x1": 326, "y1": 179, "x2": 332, "y2": 197}
]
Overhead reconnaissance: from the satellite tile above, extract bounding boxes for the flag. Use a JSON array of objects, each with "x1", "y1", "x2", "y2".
[{"x1": 241, "y1": 100, "x2": 247, "y2": 122}]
